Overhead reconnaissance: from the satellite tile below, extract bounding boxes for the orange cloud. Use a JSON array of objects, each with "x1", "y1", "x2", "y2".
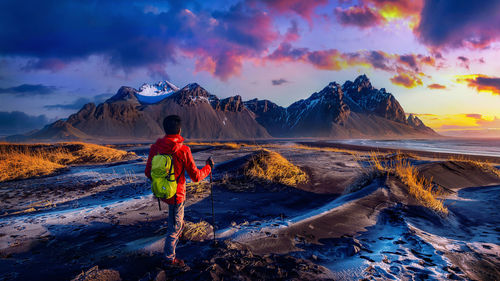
[
  {"x1": 267, "y1": 44, "x2": 436, "y2": 87},
  {"x1": 456, "y1": 74, "x2": 500, "y2": 95},
  {"x1": 306, "y1": 49, "x2": 346, "y2": 70},
  {"x1": 361, "y1": 0, "x2": 423, "y2": 27},
  {"x1": 427, "y1": 83, "x2": 446, "y2": 90},
  {"x1": 390, "y1": 72, "x2": 423, "y2": 88}
]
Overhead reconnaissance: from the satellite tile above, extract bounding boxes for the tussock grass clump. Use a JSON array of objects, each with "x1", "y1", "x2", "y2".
[
  {"x1": 185, "y1": 181, "x2": 211, "y2": 197},
  {"x1": 243, "y1": 149, "x2": 308, "y2": 187},
  {"x1": 392, "y1": 159, "x2": 448, "y2": 215},
  {"x1": 449, "y1": 155, "x2": 500, "y2": 178},
  {"x1": 354, "y1": 152, "x2": 448, "y2": 215},
  {"x1": 4, "y1": 200, "x2": 58, "y2": 216},
  {"x1": 182, "y1": 221, "x2": 213, "y2": 241},
  {"x1": 0, "y1": 142, "x2": 134, "y2": 182},
  {"x1": 382, "y1": 151, "x2": 419, "y2": 161},
  {"x1": 71, "y1": 265, "x2": 121, "y2": 281}
]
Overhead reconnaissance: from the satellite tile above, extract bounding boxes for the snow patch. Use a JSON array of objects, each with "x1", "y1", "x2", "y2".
[
  {"x1": 135, "y1": 81, "x2": 179, "y2": 104},
  {"x1": 190, "y1": 96, "x2": 209, "y2": 103}
]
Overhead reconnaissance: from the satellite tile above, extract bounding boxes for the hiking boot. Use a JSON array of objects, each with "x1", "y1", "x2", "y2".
[
  {"x1": 163, "y1": 258, "x2": 185, "y2": 267},
  {"x1": 171, "y1": 258, "x2": 185, "y2": 267}
]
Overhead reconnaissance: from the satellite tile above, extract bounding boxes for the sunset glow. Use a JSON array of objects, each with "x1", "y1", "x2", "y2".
[
  {"x1": 456, "y1": 74, "x2": 500, "y2": 96},
  {"x1": 0, "y1": 0, "x2": 499, "y2": 137}
]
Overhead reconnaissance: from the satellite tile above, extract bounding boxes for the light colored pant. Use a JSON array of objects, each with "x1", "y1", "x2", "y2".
[{"x1": 164, "y1": 201, "x2": 184, "y2": 261}]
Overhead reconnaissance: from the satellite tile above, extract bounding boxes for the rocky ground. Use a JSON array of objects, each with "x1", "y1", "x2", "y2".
[{"x1": 0, "y1": 142, "x2": 499, "y2": 280}]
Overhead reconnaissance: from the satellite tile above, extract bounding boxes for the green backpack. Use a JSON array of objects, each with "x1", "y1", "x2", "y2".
[{"x1": 150, "y1": 154, "x2": 177, "y2": 200}]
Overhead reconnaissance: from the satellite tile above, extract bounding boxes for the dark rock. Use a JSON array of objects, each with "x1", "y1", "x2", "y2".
[
  {"x1": 21, "y1": 82, "x2": 270, "y2": 140},
  {"x1": 245, "y1": 74, "x2": 438, "y2": 138},
  {"x1": 16, "y1": 75, "x2": 437, "y2": 141}
]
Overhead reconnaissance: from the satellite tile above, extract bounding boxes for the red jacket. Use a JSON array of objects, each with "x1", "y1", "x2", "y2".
[{"x1": 145, "y1": 134, "x2": 211, "y2": 204}]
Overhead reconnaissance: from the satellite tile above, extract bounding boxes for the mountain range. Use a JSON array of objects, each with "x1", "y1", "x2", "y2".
[{"x1": 7, "y1": 75, "x2": 437, "y2": 141}]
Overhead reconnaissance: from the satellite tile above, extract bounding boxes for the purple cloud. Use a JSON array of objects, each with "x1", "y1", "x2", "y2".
[
  {"x1": 0, "y1": 0, "x2": 278, "y2": 80},
  {"x1": 457, "y1": 56, "x2": 470, "y2": 69},
  {"x1": 0, "y1": 84, "x2": 57, "y2": 95},
  {"x1": 271, "y1": 78, "x2": 289, "y2": 85},
  {"x1": 334, "y1": 6, "x2": 385, "y2": 28},
  {"x1": 417, "y1": 0, "x2": 500, "y2": 49}
]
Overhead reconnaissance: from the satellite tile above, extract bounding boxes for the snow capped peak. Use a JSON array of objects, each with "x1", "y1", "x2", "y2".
[
  {"x1": 138, "y1": 81, "x2": 179, "y2": 96},
  {"x1": 135, "y1": 81, "x2": 179, "y2": 103}
]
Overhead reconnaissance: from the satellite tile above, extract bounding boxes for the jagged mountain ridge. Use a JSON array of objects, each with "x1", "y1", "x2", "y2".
[
  {"x1": 243, "y1": 75, "x2": 436, "y2": 138},
  {"x1": 10, "y1": 75, "x2": 436, "y2": 141},
  {"x1": 12, "y1": 83, "x2": 270, "y2": 140}
]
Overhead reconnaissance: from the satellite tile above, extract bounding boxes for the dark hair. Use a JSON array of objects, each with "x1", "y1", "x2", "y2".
[{"x1": 163, "y1": 115, "x2": 182, "y2": 135}]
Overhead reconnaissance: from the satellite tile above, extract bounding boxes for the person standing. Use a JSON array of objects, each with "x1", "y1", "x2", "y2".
[{"x1": 145, "y1": 115, "x2": 214, "y2": 266}]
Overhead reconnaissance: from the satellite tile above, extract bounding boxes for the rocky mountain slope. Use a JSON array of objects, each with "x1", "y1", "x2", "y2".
[
  {"x1": 10, "y1": 83, "x2": 270, "y2": 141},
  {"x1": 9, "y1": 75, "x2": 436, "y2": 141},
  {"x1": 244, "y1": 75, "x2": 436, "y2": 138}
]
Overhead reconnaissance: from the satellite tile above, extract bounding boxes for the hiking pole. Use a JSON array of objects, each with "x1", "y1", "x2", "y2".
[{"x1": 209, "y1": 166, "x2": 216, "y2": 245}]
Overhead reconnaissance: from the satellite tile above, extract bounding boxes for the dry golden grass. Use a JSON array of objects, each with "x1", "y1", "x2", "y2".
[
  {"x1": 182, "y1": 220, "x2": 213, "y2": 241},
  {"x1": 1, "y1": 200, "x2": 57, "y2": 217},
  {"x1": 449, "y1": 155, "x2": 500, "y2": 178},
  {"x1": 392, "y1": 158, "x2": 448, "y2": 215},
  {"x1": 243, "y1": 149, "x2": 308, "y2": 187},
  {"x1": 481, "y1": 164, "x2": 500, "y2": 178},
  {"x1": 355, "y1": 152, "x2": 448, "y2": 215},
  {"x1": 71, "y1": 265, "x2": 121, "y2": 281},
  {"x1": 185, "y1": 181, "x2": 211, "y2": 196},
  {"x1": 0, "y1": 142, "x2": 134, "y2": 182},
  {"x1": 383, "y1": 151, "x2": 419, "y2": 161},
  {"x1": 368, "y1": 151, "x2": 385, "y2": 172}
]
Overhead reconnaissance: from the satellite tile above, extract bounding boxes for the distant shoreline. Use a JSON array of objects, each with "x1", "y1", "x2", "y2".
[{"x1": 299, "y1": 141, "x2": 500, "y2": 164}]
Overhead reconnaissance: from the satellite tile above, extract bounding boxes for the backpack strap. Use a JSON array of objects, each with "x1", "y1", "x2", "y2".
[{"x1": 166, "y1": 154, "x2": 176, "y2": 182}]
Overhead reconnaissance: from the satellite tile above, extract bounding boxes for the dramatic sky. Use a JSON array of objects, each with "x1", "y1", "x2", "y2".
[{"x1": 1, "y1": 0, "x2": 500, "y2": 137}]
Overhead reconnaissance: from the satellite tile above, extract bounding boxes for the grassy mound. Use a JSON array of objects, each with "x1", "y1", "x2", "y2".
[
  {"x1": 71, "y1": 265, "x2": 121, "y2": 281},
  {"x1": 448, "y1": 156, "x2": 500, "y2": 178},
  {"x1": 0, "y1": 142, "x2": 135, "y2": 182},
  {"x1": 390, "y1": 158, "x2": 448, "y2": 214},
  {"x1": 243, "y1": 149, "x2": 308, "y2": 187},
  {"x1": 185, "y1": 181, "x2": 211, "y2": 197},
  {"x1": 353, "y1": 152, "x2": 448, "y2": 215},
  {"x1": 182, "y1": 221, "x2": 213, "y2": 242}
]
